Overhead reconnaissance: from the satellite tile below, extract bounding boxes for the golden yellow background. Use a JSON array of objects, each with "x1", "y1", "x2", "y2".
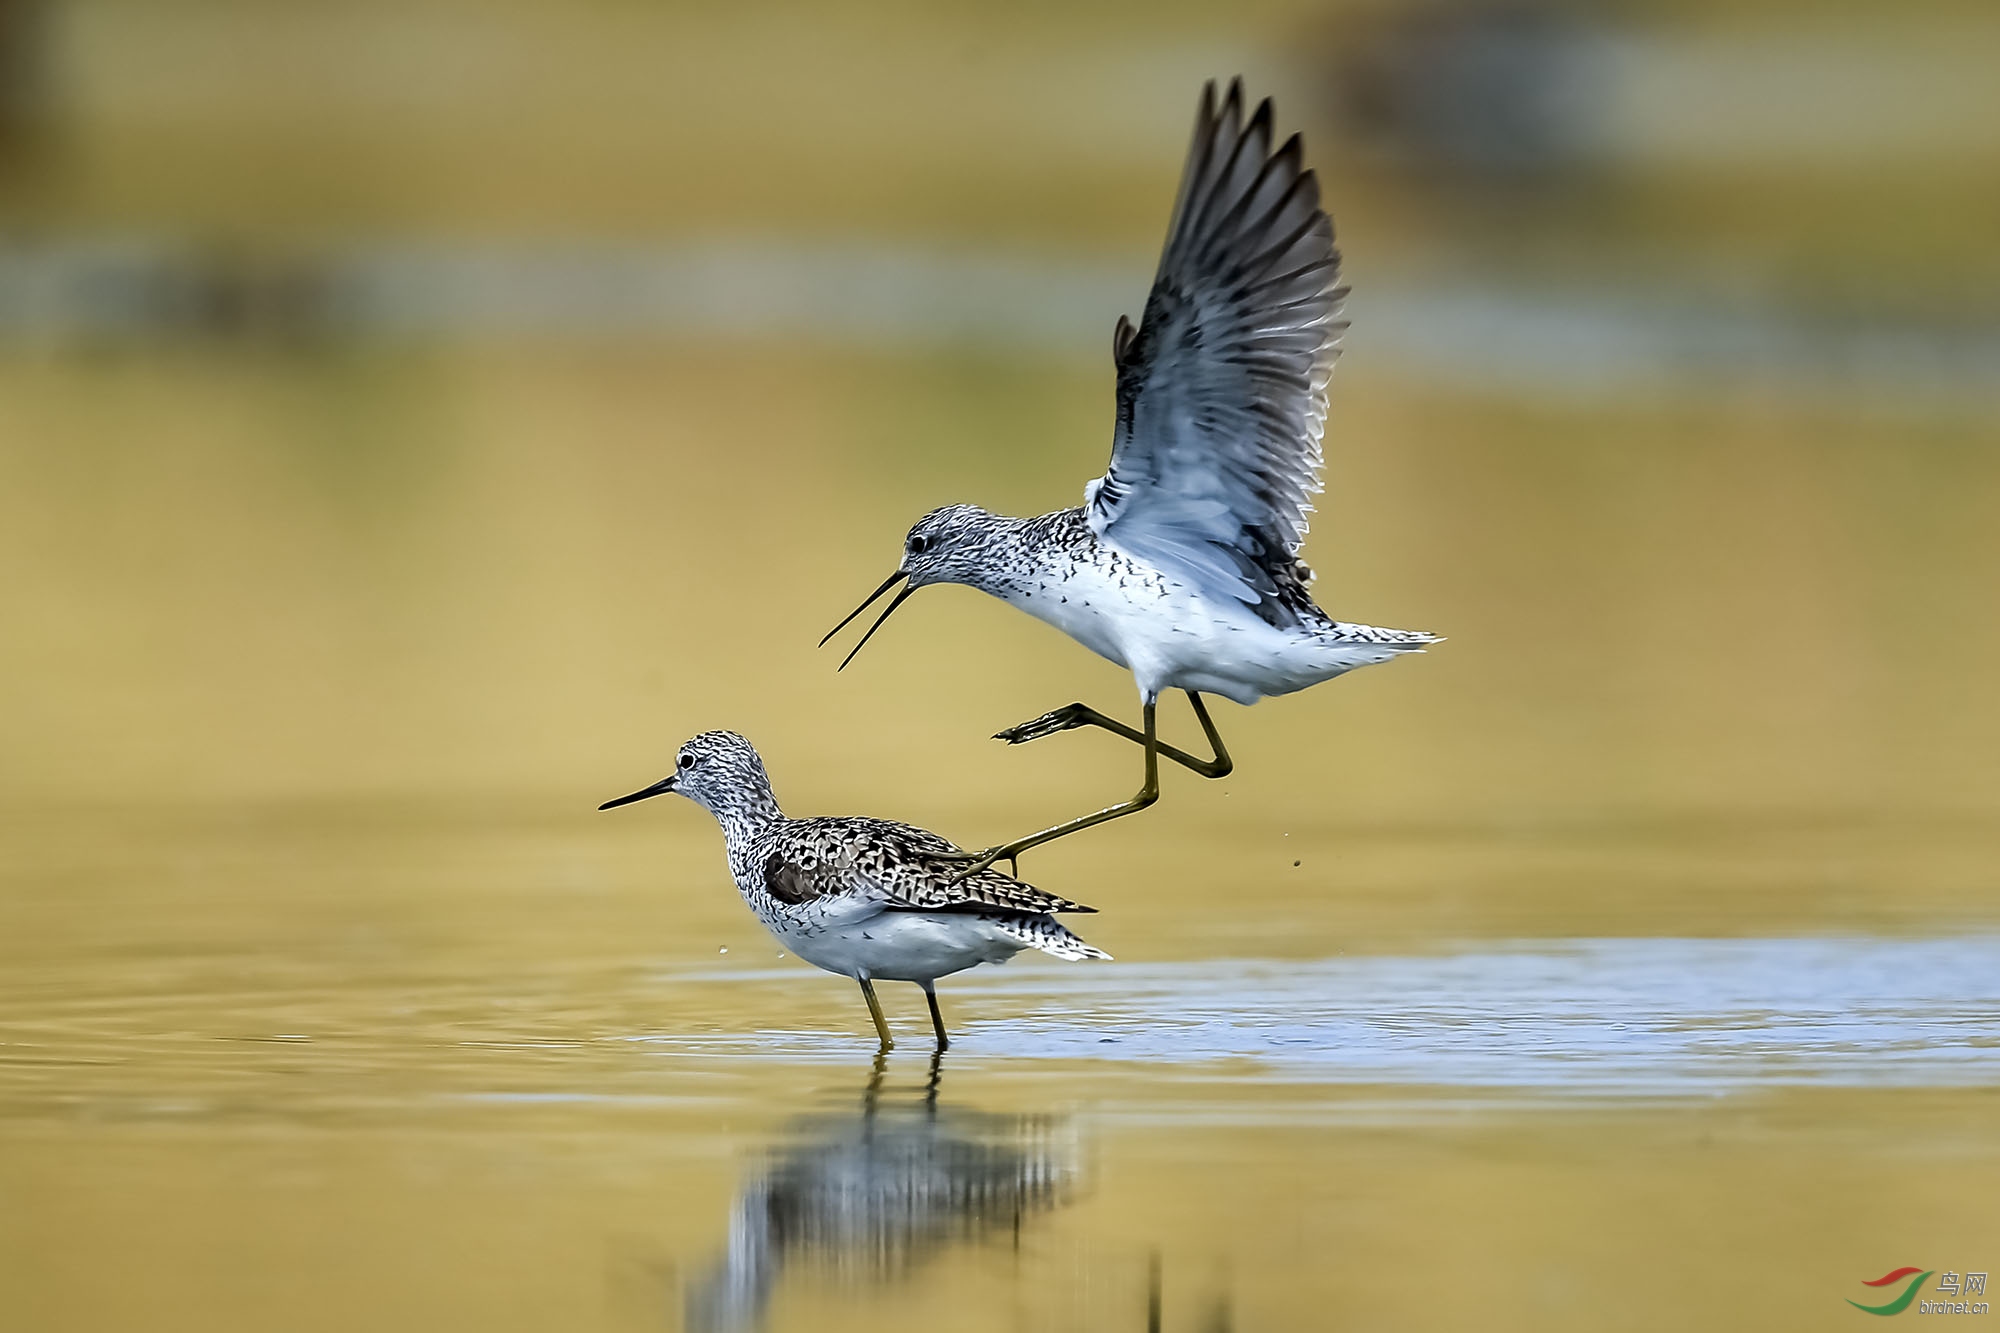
[{"x1": 2, "y1": 1, "x2": 1997, "y2": 1329}]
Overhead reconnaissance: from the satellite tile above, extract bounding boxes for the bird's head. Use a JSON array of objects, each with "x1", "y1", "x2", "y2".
[
  {"x1": 900, "y1": 504, "x2": 1002, "y2": 588},
  {"x1": 819, "y1": 504, "x2": 1003, "y2": 669},
  {"x1": 597, "y1": 730, "x2": 777, "y2": 823}
]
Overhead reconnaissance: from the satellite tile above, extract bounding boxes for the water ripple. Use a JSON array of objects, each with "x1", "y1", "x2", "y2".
[{"x1": 922, "y1": 936, "x2": 2000, "y2": 1090}]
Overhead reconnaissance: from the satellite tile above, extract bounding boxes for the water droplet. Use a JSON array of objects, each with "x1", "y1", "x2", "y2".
[{"x1": 718, "y1": 946, "x2": 728, "y2": 955}]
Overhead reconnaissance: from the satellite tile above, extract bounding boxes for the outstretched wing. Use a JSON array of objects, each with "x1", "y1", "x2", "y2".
[
  {"x1": 781, "y1": 819, "x2": 1095, "y2": 916},
  {"x1": 1086, "y1": 78, "x2": 1346, "y2": 622}
]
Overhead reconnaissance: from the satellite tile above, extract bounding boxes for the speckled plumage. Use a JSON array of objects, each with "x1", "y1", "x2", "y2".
[
  {"x1": 604, "y1": 732, "x2": 1109, "y2": 996},
  {"x1": 829, "y1": 80, "x2": 1438, "y2": 709},
  {"x1": 890, "y1": 503, "x2": 1436, "y2": 705},
  {"x1": 752, "y1": 817, "x2": 1090, "y2": 917}
]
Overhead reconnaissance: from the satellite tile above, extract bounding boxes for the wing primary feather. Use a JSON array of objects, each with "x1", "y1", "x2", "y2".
[
  {"x1": 1090, "y1": 80, "x2": 1348, "y2": 624},
  {"x1": 1156, "y1": 80, "x2": 1222, "y2": 271},
  {"x1": 1176, "y1": 95, "x2": 1269, "y2": 272}
]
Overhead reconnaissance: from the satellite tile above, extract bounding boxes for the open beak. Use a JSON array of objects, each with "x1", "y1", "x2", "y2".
[
  {"x1": 819, "y1": 570, "x2": 915, "y2": 671},
  {"x1": 598, "y1": 774, "x2": 677, "y2": 811}
]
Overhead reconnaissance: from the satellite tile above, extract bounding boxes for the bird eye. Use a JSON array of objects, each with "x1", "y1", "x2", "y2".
[
  {"x1": 908, "y1": 535, "x2": 930, "y2": 556},
  {"x1": 678, "y1": 753, "x2": 695, "y2": 770}
]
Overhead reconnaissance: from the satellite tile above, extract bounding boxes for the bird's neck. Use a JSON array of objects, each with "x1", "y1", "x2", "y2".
[
  {"x1": 708, "y1": 790, "x2": 784, "y2": 858},
  {"x1": 954, "y1": 507, "x2": 1088, "y2": 599}
]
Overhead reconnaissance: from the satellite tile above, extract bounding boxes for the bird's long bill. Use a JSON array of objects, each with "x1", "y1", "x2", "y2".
[
  {"x1": 598, "y1": 774, "x2": 676, "y2": 811},
  {"x1": 819, "y1": 570, "x2": 916, "y2": 671}
]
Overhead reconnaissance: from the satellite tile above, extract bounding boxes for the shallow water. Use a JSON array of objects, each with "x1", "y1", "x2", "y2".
[{"x1": 3, "y1": 801, "x2": 1999, "y2": 1332}]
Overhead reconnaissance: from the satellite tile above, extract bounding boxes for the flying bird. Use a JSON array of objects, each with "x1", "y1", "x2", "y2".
[{"x1": 822, "y1": 79, "x2": 1439, "y2": 875}]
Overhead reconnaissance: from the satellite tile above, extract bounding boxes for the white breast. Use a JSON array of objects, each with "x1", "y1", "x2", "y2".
[
  {"x1": 991, "y1": 560, "x2": 1128, "y2": 669},
  {"x1": 997, "y1": 559, "x2": 1279, "y2": 703},
  {"x1": 768, "y1": 906, "x2": 1031, "y2": 983},
  {"x1": 998, "y1": 558, "x2": 1405, "y2": 704}
]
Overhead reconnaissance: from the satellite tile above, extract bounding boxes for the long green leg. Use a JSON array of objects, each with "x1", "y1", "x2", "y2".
[
  {"x1": 920, "y1": 979, "x2": 950, "y2": 1051},
  {"x1": 995, "y1": 690, "x2": 1233, "y2": 779},
  {"x1": 1183, "y1": 692, "x2": 1232, "y2": 778},
  {"x1": 857, "y1": 975, "x2": 893, "y2": 1050},
  {"x1": 949, "y1": 697, "x2": 1164, "y2": 879}
]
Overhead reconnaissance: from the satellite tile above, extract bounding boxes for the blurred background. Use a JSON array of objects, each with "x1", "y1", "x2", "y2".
[
  {"x1": 2, "y1": 2, "x2": 1998, "y2": 1330},
  {"x1": 3, "y1": 0, "x2": 1999, "y2": 822}
]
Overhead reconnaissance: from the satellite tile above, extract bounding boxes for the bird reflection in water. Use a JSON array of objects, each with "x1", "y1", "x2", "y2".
[{"x1": 687, "y1": 1053, "x2": 1082, "y2": 1331}]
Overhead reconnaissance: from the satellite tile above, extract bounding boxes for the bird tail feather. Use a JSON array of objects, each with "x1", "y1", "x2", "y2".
[
  {"x1": 1327, "y1": 622, "x2": 1442, "y2": 647},
  {"x1": 995, "y1": 914, "x2": 1112, "y2": 962}
]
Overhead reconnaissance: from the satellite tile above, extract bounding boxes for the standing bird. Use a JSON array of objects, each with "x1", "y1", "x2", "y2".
[
  {"x1": 822, "y1": 79, "x2": 1439, "y2": 875},
  {"x1": 598, "y1": 731, "x2": 1108, "y2": 1050}
]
